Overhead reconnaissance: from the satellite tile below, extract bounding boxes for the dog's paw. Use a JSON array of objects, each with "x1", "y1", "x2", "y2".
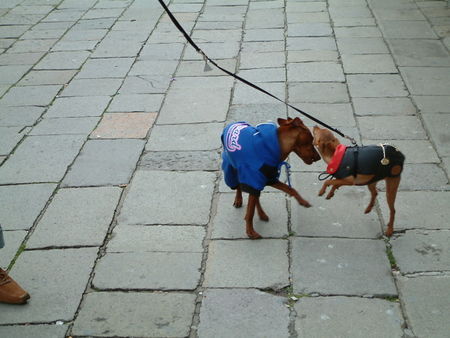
[
  {"x1": 298, "y1": 199, "x2": 312, "y2": 208},
  {"x1": 247, "y1": 230, "x2": 262, "y2": 239},
  {"x1": 233, "y1": 199, "x2": 243, "y2": 208}
]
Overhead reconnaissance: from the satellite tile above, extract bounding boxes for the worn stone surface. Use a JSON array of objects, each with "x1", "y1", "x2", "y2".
[
  {"x1": 400, "y1": 67, "x2": 450, "y2": 95},
  {"x1": 397, "y1": 275, "x2": 450, "y2": 338},
  {"x1": 0, "y1": 135, "x2": 85, "y2": 184},
  {"x1": 91, "y1": 112, "x2": 156, "y2": 139},
  {"x1": 146, "y1": 123, "x2": 223, "y2": 151},
  {"x1": 0, "y1": 184, "x2": 56, "y2": 230},
  {"x1": 347, "y1": 74, "x2": 408, "y2": 97},
  {"x1": 139, "y1": 150, "x2": 220, "y2": 171},
  {"x1": 291, "y1": 237, "x2": 397, "y2": 296},
  {"x1": 27, "y1": 187, "x2": 121, "y2": 248},
  {"x1": 45, "y1": 96, "x2": 111, "y2": 117},
  {"x1": 63, "y1": 139, "x2": 144, "y2": 187},
  {"x1": 118, "y1": 170, "x2": 215, "y2": 225},
  {"x1": 358, "y1": 115, "x2": 427, "y2": 139},
  {"x1": 422, "y1": 113, "x2": 450, "y2": 156},
  {"x1": 387, "y1": 38, "x2": 450, "y2": 67},
  {"x1": 204, "y1": 239, "x2": 289, "y2": 289},
  {"x1": 342, "y1": 54, "x2": 397, "y2": 73},
  {"x1": 0, "y1": 325, "x2": 68, "y2": 338},
  {"x1": 289, "y1": 82, "x2": 349, "y2": 103},
  {"x1": 291, "y1": 173, "x2": 382, "y2": 239},
  {"x1": 158, "y1": 87, "x2": 231, "y2": 124},
  {"x1": 0, "y1": 230, "x2": 26, "y2": 267},
  {"x1": 287, "y1": 62, "x2": 345, "y2": 82},
  {"x1": 0, "y1": 84, "x2": 61, "y2": 106},
  {"x1": 72, "y1": 292, "x2": 196, "y2": 337},
  {"x1": 295, "y1": 297, "x2": 404, "y2": 338},
  {"x1": 108, "y1": 225, "x2": 205, "y2": 253},
  {"x1": 353, "y1": 97, "x2": 416, "y2": 116},
  {"x1": 212, "y1": 193, "x2": 288, "y2": 239},
  {"x1": 29, "y1": 117, "x2": 100, "y2": 135},
  {"x1": 391, "y1": 230, "x2": 450, "y2": 274},
  {"x1": 60, "y1": 78, "x2": 122, "y2": 96},
  {"x1": 379, "y1": 191, "x2": 450, "y2": 231},
  {"x1": 0, "y1": 126, "x2": 25, "y2": 155},
  {"x1": 0, "y1": 248, "x2": 98, "y2": 324},
  {"x1": 198, "y1": 289, "x2": 290, "y2": 338},
  {"x1": 93, "y1": 251, "x2": 203, "y2": 290},
  {"x1": 337, "y1": 37, "x2": 389, "y2": 54}
]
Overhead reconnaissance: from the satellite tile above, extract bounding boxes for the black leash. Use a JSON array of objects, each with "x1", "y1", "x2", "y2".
[{"x1": 157, "y1": 0, "x2": 357, "y2": 145}]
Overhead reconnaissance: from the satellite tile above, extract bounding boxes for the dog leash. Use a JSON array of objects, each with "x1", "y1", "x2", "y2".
[{"x1": 157, "y1": 0, "x2": 357, "y2": 146}]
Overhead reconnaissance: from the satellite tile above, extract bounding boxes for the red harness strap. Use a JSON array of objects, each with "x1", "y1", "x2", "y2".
[{"x1": 326, "y1": 144, "x2": 347, "y2": 174}]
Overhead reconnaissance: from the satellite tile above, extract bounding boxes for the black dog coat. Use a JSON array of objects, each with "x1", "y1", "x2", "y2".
[{"x1": 325, "y1": 144, "x2": 405, "y2": 185}]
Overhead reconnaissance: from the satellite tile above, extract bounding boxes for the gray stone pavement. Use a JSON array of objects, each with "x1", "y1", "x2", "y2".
[{"x1": 0, "y1": 0, "x2": 449, "y2": 337}]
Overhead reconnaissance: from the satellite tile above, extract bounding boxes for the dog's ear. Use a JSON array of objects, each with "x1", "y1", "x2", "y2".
[
  {"x1": 277, "y1": 118, "x2": 287, "y2": 126},
  {"x1": 291, "y1": 117, "x2": 304, "y2": 127}
]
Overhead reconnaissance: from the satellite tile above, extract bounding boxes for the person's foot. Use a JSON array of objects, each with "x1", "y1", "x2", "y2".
[{"x1": 0, "y1": 268, "x2": 30, "y2": 304}]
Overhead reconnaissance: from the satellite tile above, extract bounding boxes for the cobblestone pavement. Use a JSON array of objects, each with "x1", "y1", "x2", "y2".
[{"x1": 1, "y1": 0, "x2": 449, "y2": 337}]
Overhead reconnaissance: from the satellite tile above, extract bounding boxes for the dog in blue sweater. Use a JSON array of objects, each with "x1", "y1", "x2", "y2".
[{"x1": 221, "y1": 117, "x2": 320, "y2": 239}]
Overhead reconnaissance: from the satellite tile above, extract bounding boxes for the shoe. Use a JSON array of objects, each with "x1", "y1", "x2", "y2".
[{"x1": 0, "y1": 268, "x2": 30, "y2": 304}]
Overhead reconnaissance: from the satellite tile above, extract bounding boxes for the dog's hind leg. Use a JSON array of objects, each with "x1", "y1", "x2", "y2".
[
  {"x1": 365, "y1": 182, "x2": 378, "y2": 214},
  {"x1": 384, "y1": 176, "x2": 401, "y2": 237},
  {"x1": 245, "y1": 194, "x2": 262, "y2": 239},
  {"x1": 233, "y1": 186, "x2": 243, "y2": 208},
  {"x1": 255, "y1": 198, "x2": 269, "y2": 221}
]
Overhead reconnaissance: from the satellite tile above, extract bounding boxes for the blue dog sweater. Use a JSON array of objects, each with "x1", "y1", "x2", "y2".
[{"x1": 221, "y1": 122, "x2": 282, "y2": 196}]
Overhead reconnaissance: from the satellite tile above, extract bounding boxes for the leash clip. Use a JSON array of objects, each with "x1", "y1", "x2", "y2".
[{"x1": 278, "y1": 161, "x2": 292, "y2": 188}]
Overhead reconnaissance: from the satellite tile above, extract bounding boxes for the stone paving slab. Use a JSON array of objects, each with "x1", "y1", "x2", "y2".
[
  {"x1": 397, "y1": 275, "x2": 450, "y2": 338},
  {"x1": 139, "y1": 150, "x2": 220, "y2": 171},
  {"x1": 18, "y1": 70, "x2": 77, "y2": 86},
  {"x1": 108, "y1": 224, "x2": 205, "y2": 253},
  {"x1": 0, "y1": 84, "x2": 62, "y2": 106},
  {"x1": 422, "y1": 112, "x2": 450, "y2": 156},
  {"x1": 93, "y1": 251, "x2": 203, "y2": 290},
  {"x1": 0, "y1": 135, "x2": 85, "y2": 184},
  {"x1": 158, "y1": 87, "x2": 231, "y2": 124},
  {"x1": 358, "y1": 115, "x2": 427, "y2": 139},
  {"x1": 0, "y1": 65, "x2": 30, "y2": 85},
  {"x1": 29, "y1": 117, "x2": 100, "y2": 136},
  {"x1": 342, "y1": 53, "x2": 397, "y2": 73},
  {"x1": 76, "y1": 57, "x2": 134, "y2": 79},
  {"x1": 291, "y1": 173, "x2": 382, "y2": 239},
  {"x1": 227, "y1": 103, "x2": 286, "y2": 125},
  {"x1": 0, "y1": 324, "x2": 68, "y2": 338},
  {"x1": 347, "y1": 74, "x2": 408, "y2": 97},
  {"x1": 291, "y1": 237, "x2": 397, "y2": 296},
  {"x1": 72, "y1": 292, "x2": 196, "y2": 337},
  {"x1": 211, "y1": 193, "x2": 288, "y2": 239},
  {"x1": 146, "y1": 122, "x2": 223, "y2": 151},
  {"x1": 233, "y1": 82, "x2": 285, "y2": 104},
  {"x1": 379, "y1": 191, "x2": 450, "y2": 231},
  {"x1": 287, "y1": 37, "x2": 337, "y2": 51},
  {"x1": 287, "y1": 62, "x2": 345, "y2": 82},
  {"x1": 60, "y1": 78, "x2": 122, "y2": 96},
  {"x1": 62, "y1": 139, "x2": 145, "y2": 187},
  {"x1": 118, "y1": 170, "x2": 215, "y2": 225},
  {"x1": 0, "y1": 126, "x2": 25, "y2": 155},
  {"x1": 45, "y1": 95, "x2": 111, "y2": 118},
  {"x1": 392, "y1": 163, "x2": 449, "y2": 191},
  {"x1": 107, "y1": 93, "x2": 164, "y2": 113},
  {"x1": 27, "y1": 187, "x2": 121, "y2": 249},
  {"x1": 387, "y1": 38, "x2": 450, "y2": 67},
  {"x1": 337, "y1": 37, "x2": 389, "y2": 54},
  {"x1": 0, "y1": 230, "x2": 26, "y2": 268},
  {"x1": 413, "y1": 95, "x2": 450, "y2": 113},
  {"x1": 289, "y1": 82, "x2": 349, "y2": 103},
  {"x1": 400, "y1": 67, "x2": 450, "y2": 95},
  {"x1": 363, "y1": 139, "x2": 440, "y2": 163},
  {"x1": 0, "y1": 184, "x2": 56, "y2": 231},
  {"x1": 379, "y1": 20, "x2": 438, "y2": 39},
  {"x1": 176, "y1": 59, "x2": 237, "y2": 77},
  {"x1": 353, "y1": 97, "x2": 416, "y2": 116},
  {"x1": 0, "y1": 248, "x2": 98, "y2": 324},
  {"x1": 91, "y1": 112, "x2": 156, "y2": 139},
  {"x1": 295, "y1": 296, "x2": 404, "y2": 338},
  {"x1": 34, "y1": 51, "x2": 90, "y2": 70},
  {"x1": 198, "y1": 289, "x2": 290, "y2": 338},
  {"x1": 391, "y1": 230, "x2": 450, "y2": 274},
  {"x1": 203, "y1": 239, "x2": 289, "y2": 289},
  {"x1": 119, "y1": 75, "x2": 172, "y2": 94}
]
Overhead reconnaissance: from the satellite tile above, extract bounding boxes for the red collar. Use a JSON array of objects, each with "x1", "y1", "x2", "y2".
[{"x1": 326, "y1": 144, "x2": 347, "y2": 174}]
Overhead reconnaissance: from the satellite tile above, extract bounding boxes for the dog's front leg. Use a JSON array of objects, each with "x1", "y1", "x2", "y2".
[
  {"x1": 245, "y1": 194, "x2": 262, "y2": 239},
  {"x1": 271, "y1": 181, "x2": 311, "y2": 208},
  {"x1": 233, "y1": 186, "x2": 243, "y2": 208}
]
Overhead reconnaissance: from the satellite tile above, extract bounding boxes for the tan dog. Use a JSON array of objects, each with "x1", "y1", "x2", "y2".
[
  {"x1": 312, "y1": 126, "x2": 405, "y2": 237},
  {"x1": 222, "y1": 118, "x2": 321, "y2": 239}
]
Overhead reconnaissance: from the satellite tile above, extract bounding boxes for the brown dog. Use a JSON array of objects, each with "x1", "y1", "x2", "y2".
[
  {"x1": 312, "y1": 126, "x2": 405, "y2": 237},
  {"x1": 221, "y1": 117, "x2": 321, "y2": 239}
]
